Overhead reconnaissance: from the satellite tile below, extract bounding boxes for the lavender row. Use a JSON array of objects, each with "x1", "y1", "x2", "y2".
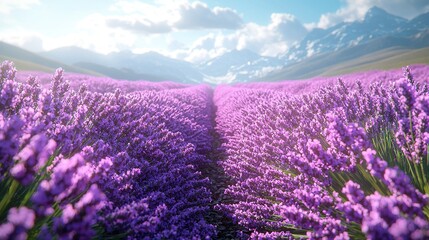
[
  {"x1": 15, "y1": 71, "x2": 190, "y2": 93},
  {"x1": 214, "y1": 67, "x2": 429, "y2": 239},
  {"x1": 0, "y1": 61, "x2": 216, "y2": 239},
  {"x1": 229, "y1": 64, "x2": 429, "y2": 94}
]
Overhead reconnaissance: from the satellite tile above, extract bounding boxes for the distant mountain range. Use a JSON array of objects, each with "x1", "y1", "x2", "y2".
[
  {"x1": 1, "y1": 6, "x2": 428, "y2": 83},
  {"x1": 266, "y1": 6, "x2": 429, "y2": 80}
]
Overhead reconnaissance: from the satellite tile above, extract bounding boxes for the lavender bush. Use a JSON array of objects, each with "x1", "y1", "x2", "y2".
[
  {"x1": 0, "y1": 61, "x2": 216, "y2": 239},
  {"x1": 214, "y1": 66, "x2": 429, "y2": 239},
  {"x1": 2, "y1": 59, "x2": 429, "y2": 239}
]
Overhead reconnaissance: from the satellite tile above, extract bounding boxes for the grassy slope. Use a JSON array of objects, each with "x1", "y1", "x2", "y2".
[
  {"x1": 322, "y1": 46, "x2": 429, "y2": 76},
  {"x1": 0, "y1": 55, "x2": 54, "y2": 72},
  {"x1": 262, "y1": 32, "x2": 429, "y2": 81},
  {"x1": 0, "y1": 41, "x2": 103, "y2": 76}
]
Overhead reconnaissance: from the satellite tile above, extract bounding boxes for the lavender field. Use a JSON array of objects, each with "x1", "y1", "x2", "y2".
[{"x1": 1, "y1": 60, "x2": 429, "y2": 239}]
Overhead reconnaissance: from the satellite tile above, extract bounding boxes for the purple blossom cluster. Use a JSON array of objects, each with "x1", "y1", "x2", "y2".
[
  {"x1": 337, "y1": 149, "x2": 429, "y2": 239},
  {"x1": 392, "y1": 68, "x2": 429, "y2": 162},
  {"x1": 2, "y1": 59, "x2": 429, "y2": 239},
  {"x1": 15, "y1": 70, "x2": 191, "y2": 93},
  {"x1": 0, "y1": 207, "x2": 35, "y2": 240},
  {"x1": 214, "y1": 66, "x2": 429, "y2": 238},
  {"x1": 229, "y1": 64, "x2": 429, "y2": 95},
  {"x1": 0, "y1": 60, "x2": 216, "y2": 239}
]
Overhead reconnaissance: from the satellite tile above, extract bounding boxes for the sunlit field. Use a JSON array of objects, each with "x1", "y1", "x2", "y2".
[
  {"x1": 1, "y1": 60, "x2": 428, "y2": 239},
  {"x1": 1, "y1": 0, "x2": 429, "y2": 239}
]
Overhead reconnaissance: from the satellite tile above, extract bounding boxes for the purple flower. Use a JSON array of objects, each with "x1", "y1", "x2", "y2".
[
  {"x1": 52, "y1": 184, "x2": 106, "y2": 239},
  {"x1": 0, "y1": 207, "x2": 35, "y2": 240},
  {"x1": 32, "y1": 153, "x2": 95, "y2": 216},
  {"x1": 362, "y1": 148, "x2": 387, "y2": 179},
  {"x1": 0, "y1": 114, "x2": 24, "y2": 180},
  {"x1": 10, "y1": 134, "x2": 56, "y2": 185},
  {"x1": 342, "y1": 181, "x2": 366, "y2": 204}
]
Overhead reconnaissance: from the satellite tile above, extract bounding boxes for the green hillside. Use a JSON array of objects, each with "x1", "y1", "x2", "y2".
[
  {"x1": 262, "y1": 34, "x2": 429, "y2": 81},
  {"x1": 0, "y1": 55, "x2": 54, "y2": 72},
  {"x1": 322, "y1": 47, "x2": 429, "y2": 76},
  {"x1": 0, "y1": 41, "x2": 103, "y2": 76}
]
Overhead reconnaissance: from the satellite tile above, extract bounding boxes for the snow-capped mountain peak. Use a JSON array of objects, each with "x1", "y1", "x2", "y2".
[
  {"x1": 363, "y1": 6, "x2": 406, "y2": 27},
  {"x1": 279, "y1": 6, "x2": 417, "y2": 64}
]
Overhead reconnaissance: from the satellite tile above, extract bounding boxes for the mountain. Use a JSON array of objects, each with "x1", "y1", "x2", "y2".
[
  {"x1": 261, "y1": 7, "x2": 429, "y2": 81},
  {"x1": 281, "y1": 7, "x2": 408, "y2": 63},
  {"x1": 42, "y1": 48, "x2": 203, "y2": 83},
  {"x1": 199, "y1": 49, "x2": 263, "y2": 76},
  {"x1": 261, "y1": 30, "x2": 429, "y2": 81},
  {"x1": 198, "y1": 49, "x2": 284, "y2": 83},
  {"x1": 73, "y1": 62, "x2": 167, "y2": 81},
  {"x1": 406, "y1": 12, "x2": 429, "y2": 31},
  {"x1": 40, "y1": 46, "x2": 107, "y2": 66},
  {"x1": 107, "y1": 51, "x2": 204, "y2": 83},
  {"x1": 323, "y1": 46, "x2": 429, "y2": 76},
  {"x1": 0, "y1": 41, "x2": 100, "y2": 75}
]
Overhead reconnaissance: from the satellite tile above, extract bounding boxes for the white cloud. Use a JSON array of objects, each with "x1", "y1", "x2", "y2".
[
  {"x1": 106, "y1": 0, "x2": 242, "y2": 34},
  {"x1": 174, "y1": 1, "x2": 243, "y2": 29},
  {"x1": 107, "y1": 0, "x2": 180, "y2": 33},
  {"x1": 160, "y1": 32, "x2": 236, "y2": 63},
  {"x1": 0, "y1": 0, "x2": 39, "y2": 14},
  {"x1": 166, "y1": 38, "x2": 185, "y2": 51},
  {"x1": 106, "y1": 17, "x2": 172, "y2": 34},
  {"x1": 65, "y1": 13, "x2": 137, "y2": 54},
  {"x1": 234, "y1": 13, "x2": 307, "y2": 57},
  {"x1": 164, "y1": 33, "x2": 228, "y2": 63},
  {"x1": 191, "y1": 33, "x2": 217, "y2": 49},
  {"x1": 0, "y1": 13, "x2": 137, "y2": 54},
  {"x1": 269, "y1": 13, "x2": 307, "y2": 43},
  {"x1": 184, "y1": 47, "x2": 228, "y2": 63},
  {"x1": 310, "y1": 0, "x2": 429, "y2": 29},
  {"x1": 169, "y1": 12, "x2": 308, "y2": 63}
]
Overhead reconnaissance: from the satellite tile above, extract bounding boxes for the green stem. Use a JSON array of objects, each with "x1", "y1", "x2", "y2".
[{"x1": 0, "y1": 180, "x2": 20, "y2": 216}]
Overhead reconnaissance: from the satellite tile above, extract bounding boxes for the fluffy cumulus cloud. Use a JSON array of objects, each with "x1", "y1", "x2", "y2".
[
  {"x1": 0, "y1": 0, "x2": 39, "y2": 14},
  {"x1": 174, "y1": 1, "x2": 243, "y2": 29},
  {"x1": 270, "y1": 14, "x2": 308, "y2": 43},
  {"x1": 233, "y1": 13, "x2": 307, "y2": 57},
  {"x1": 310, "y1": 0, "x2": 429, "y2": 29},
  {"x1": 167, "y1": 33, "x2": 230, "y2": 63},
  {"x1": 173, "y1": 13, "x2": 308, "y2": 63},
  {"x1": 106, "y1": 0, "x2": 243, "y2": 34}
]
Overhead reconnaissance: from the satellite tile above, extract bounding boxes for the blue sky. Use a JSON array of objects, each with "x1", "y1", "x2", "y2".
[
  {"x1": 203, "y1": 1, "x2": 342, "y2": 24},
  {"x1": 1, "y1": 0, "x2": 428, "y2": 63}
]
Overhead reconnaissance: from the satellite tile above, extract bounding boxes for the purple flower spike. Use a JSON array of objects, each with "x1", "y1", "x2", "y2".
[
  {"x1": 0, "y1": 207, "x2": 35, "y2": 240},
  {"x1": 10, "y1": 134, "x2": 56, "y2": 185},
  {"x1": 52, "y1": 184, "x2": 106, "y2": 239},
  {"x1": 0, "y1": 114, "x2": 24, "y2": 180},
  {"x1": 362, "y1": 148, "x2": 387, "y2": 179},
  {"x1": 342, "y1": 181, "x2": 366, "y2": 204},
  {"x1": 32, "y1": 153, "x2": 97, "y2": 217}
]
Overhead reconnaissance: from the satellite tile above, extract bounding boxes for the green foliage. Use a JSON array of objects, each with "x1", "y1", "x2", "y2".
[{"x1": 372, "y1": 128, "x2": 429, "y2": 218}]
